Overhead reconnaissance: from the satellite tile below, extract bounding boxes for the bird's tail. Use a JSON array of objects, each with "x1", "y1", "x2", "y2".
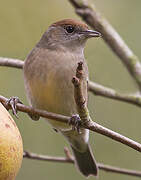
[{"x1": 71, "y1": 144, "x2": 98, "y2": 177}]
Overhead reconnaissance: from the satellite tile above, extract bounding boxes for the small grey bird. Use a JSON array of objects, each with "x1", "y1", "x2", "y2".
[{"x1": 23, "y1": 19, "x2": 101, "y2": 177}]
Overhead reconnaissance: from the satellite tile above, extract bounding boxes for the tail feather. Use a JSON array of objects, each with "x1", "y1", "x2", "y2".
[{"x1": 71, "y1": 144, "x2": 98, "y2": 177}]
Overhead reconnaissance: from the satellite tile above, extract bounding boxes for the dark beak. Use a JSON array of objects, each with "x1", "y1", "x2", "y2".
[{"x1": 79, "y1": 30, "x2": 101, "y2": 38}]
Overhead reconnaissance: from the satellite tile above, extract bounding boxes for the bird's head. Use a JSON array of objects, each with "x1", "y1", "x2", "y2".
[{"x1": 37, "y1": 19, "x2": 101, "y2": 51}]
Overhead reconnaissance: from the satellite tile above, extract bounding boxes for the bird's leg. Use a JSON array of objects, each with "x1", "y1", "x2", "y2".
[
  {"x1": 6, "y1": 96, "x2": 22, "y2": 118},
  {"x1": 69, "y1": 114, "x2": 82, "y2": 133}
]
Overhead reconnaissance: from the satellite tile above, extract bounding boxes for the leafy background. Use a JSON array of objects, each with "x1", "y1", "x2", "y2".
[{"x1": 0, "y1": 0, "x2": 141, "y2": 180}]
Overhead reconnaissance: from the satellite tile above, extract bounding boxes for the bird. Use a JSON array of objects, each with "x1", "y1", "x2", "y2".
[{"x1": 23, "y1": 19, "x2": 101, "y2": 177}]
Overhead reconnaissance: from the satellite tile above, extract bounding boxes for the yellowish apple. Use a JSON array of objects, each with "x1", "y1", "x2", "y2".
[{"x1": 0, "y1": 102, "x2": 23, "y2": 180}]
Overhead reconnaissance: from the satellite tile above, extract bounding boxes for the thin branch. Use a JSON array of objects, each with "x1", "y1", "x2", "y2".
[
  {"x1": 97, "y1": 163, "x2": 141, "y2": 177},
  {"x1": 23, "y1": 150, "x2": 73, "y2": 163},
  {"x1": 23, "y1": 150, "x2": 141, "y2": 177},
  {"x1": 69, "y1": 0, "x2": 141, "y2": 89},
  {"x1": 1, "y1": 97, "x2": 141, "y2": 152},
  {"x1": 0, "y1": 57, "x2": 23, "y2": 69},
  {"x1": 1, "y1": 57, "x2": 141, "y2": 107},
  {"x1": 89, "y1": 81, "x2": 141, "y2": 107},
  {"x1": 85, "y1": 120, "x2": 141, "y2": 152},
  {"x1": 0, "y1": 95, "x2": 69, "y2": 124},
  {"x1": 72, "y1": 61, "x2": 91, "y2": 122}
]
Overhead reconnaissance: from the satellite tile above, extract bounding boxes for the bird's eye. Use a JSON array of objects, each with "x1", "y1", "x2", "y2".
[{"x1": 65, "y1": 25, "x2": 75, "y2": 33}]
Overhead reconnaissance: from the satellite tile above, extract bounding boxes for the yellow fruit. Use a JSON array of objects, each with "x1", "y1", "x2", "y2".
[{"x1": 0, "y1": 103, "x2": 23, "y2": 180}]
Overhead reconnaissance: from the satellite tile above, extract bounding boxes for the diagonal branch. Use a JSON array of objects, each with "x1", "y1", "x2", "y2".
[
  {"x1": 1, "y1": 57, "x2": 141, "y2": 107},
  {"x1": 23, "y1": 150, "x2": 141, "y2": 177},
  {"x1": 72, "y1": 62, "x2": 141, "y2": 153},
  {"x1": 69, "y1": 0, "x2": 141, "y2": 89},
  {"x1": 1, "y1": 95, "x2": 141, "y2": 152},
  {"x1": 97, "y1": 163, "x2": 141, "y2": 177}
]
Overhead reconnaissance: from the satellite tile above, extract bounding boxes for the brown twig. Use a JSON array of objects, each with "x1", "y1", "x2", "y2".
[
  {"x1": 23, "y1": 150, "x2": 141, "y2": 177},
  {"x1": 89, "y1": 81, "x2": 141, "y2": 107},
  {"x1": 0, "y1": 94, "x2": 141, "y2": 152},
  {"x1": 0, "y1": 95, "x2": 69, "y2": 124},
  {"x1": 97, "y1": 163, "x2": 141, "y2": 177},
  {"x1": 72, "y1": 62, "x2": 90, "y2": 122},
  {"x1": 0, "y1": 57, "x2": 23, "y2": 69},
  {"x1": 69, "y1": 0, "x2": 141, "y2": 89},
  {"x1": 85, "y1": 120, "x2": 141, "y2": 152},
  {"x1": 1, "y1": 57, "x2": 141, "y2": 107},
  {"x1": 71, "y1": 61, "x2": 141, "y2": 176},
  {"x1": 72, "y1": 62, "x2": 141, "y2": 153},
  {"x1": 23, "y1": 150, "x2": 73, "y2": 163}
]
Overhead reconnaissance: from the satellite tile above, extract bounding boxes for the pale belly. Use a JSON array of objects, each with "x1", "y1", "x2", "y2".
[{"x1": 25, "y1": 69, "x2": 79, "y2": 131}]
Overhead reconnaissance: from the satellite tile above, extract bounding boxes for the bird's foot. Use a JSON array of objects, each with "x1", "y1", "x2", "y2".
[
  {"x1": 69, "y1": 114, "x2": 81, "y2": 133},
  {"x1": 6, "y1": 96, "x2": 22, "y2": 118}
]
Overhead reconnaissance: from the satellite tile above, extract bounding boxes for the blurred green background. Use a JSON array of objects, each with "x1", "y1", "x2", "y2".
[{"x1": 0, "y1": 0, "x2": 141, "y2": 179}]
